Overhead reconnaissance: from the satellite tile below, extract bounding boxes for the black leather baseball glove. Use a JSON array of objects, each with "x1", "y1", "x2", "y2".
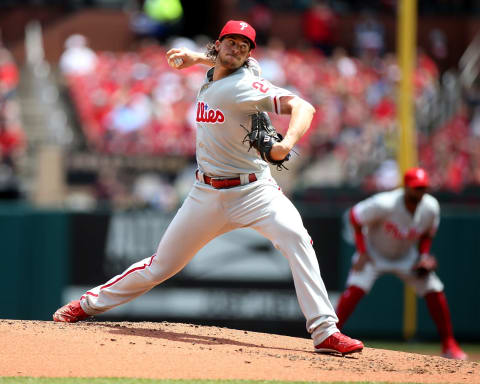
[
  {"x1": 242, "y1": 111, "x2": 290, "y2": 170},
  {"x1": 412, "y1": 253, "x2": 438, "y2": 278}
]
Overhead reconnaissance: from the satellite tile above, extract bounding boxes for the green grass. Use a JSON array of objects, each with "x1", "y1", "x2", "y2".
[
  {"x1": 365, "y1": 340, "x2": 442, "y2": 353},
  {"x1": 0, "y1": 380, "x2": 434, "y2": 384},
  {"x1": 363, "y1": 340, "x2": 480, "y2": 358},
  {"x1": 3, "y1": 342, "x2": 478, "y2": 384},
  {"x1": 0, "y1": 380, "x2": 312, "y2": 384}
]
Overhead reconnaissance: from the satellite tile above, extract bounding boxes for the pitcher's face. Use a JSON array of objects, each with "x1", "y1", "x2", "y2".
[{"x1": 215, "y1": 35, "x2": 251, "y2": 70}]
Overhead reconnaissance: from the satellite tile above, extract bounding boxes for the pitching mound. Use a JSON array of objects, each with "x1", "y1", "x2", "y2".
[{"x1": 0, "y1": 319, "x2": 478, "y2": 383}]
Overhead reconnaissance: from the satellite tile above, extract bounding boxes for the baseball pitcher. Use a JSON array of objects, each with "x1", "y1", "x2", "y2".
[{"x1": 53, "y1": 20, "x2": 363, "y2": 355}]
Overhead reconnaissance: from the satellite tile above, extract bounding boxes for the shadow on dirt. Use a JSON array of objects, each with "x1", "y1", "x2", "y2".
[{"x1": 91, "y1": 321, "x2": 359, "y2": 359}]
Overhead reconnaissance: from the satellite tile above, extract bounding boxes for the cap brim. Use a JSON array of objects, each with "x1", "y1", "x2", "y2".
[{"x1": 219, "y1": 33, "x2": 255, "y2": 49}]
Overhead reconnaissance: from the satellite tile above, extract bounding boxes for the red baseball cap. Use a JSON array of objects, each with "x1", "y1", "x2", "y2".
[
  {"x1": 218, "y1": 20, "x2": 256, "y2": 49},
  {"x1": 404, "y1": 167, "x2": 430, "y2": 188}
]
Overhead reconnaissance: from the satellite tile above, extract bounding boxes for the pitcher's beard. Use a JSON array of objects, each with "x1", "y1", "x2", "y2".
[{"x1": 218, "y1": 54, "x2": 243, "y2": 70}]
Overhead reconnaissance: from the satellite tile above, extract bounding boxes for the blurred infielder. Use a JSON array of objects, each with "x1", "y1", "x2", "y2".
[
  {"x1": 53, "y1": 20, "x2": 364, "y2": 355},
  {"x1": 336, "y1": 167, "x2": 467, "y2": 360}
]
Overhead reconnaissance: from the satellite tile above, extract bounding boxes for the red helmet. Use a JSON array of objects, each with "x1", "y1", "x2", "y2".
[
  {"x1": 218, "y1": 20, "x2": 256, "y2": 49},
  {"x1": 404, "y1": 167, "x2": 430, "y2": 188}
]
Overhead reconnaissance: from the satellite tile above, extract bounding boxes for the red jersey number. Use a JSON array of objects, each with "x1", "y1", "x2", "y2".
[{"x1": 252, "y1": 81, "x2": 269, "y2": 93}]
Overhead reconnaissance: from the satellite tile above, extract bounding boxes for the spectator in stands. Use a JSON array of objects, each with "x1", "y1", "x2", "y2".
[
  {"x1": 59, "y1": 34, "x2": 97, "y2": 76},
  {"x1": 258, "y1": 38, "x2": 287, "y2": 85},
  {"x1": 0, "y1": 41, "x2": 24, "y2": 199},
  {"x1": 332, "y1": 47, "x2": 358, "y2": 79},
  {"x1": 0, "y1": 102, "x2": 25, "y2": 168},
  {"x1": 429, "y1": 29, "x2": 448, "y2": 71},
  {"x1": 132, "y1": 172, "x2": 178, "y2": 211},
  {"x1": 302, "y1": 0, "x2": 337, "y2": 56},
  {"x1": 104, "y1": 88, "x2": 152, "y2": 154},
  {"x1": 464, "y1": 78, "x2": 480, "y2": 138},
  {"x1": 247, "y1": 0, "x2": 273, "y2": 46},
  {"x1": 0, "y1": 42, "x2": 19, "y2": 100},
  {"x1": 354, "y1": 10, "x2": 385, "y2": 63}
]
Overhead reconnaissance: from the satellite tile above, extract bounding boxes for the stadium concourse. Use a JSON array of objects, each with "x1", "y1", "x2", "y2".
[{"x1": 63, "y1": 42, "x2": 480, "y2": 194}]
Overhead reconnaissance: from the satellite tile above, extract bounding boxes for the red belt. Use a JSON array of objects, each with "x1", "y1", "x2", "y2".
[{"x1": 196, "y1": 171, "x2": 257, "y2": 189}]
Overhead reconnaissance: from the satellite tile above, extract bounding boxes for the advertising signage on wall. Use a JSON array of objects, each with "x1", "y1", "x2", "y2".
[{"x1": 67, "y1": 210, "x2": 341, "y2": 329}]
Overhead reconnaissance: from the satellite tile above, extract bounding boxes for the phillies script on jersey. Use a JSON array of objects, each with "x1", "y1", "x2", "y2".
[
  {"x1": 196, "y1": 102, "x2": 225, "y2": 123},
  {"x1": 384, "y1": 221, "x2": 420, "y2": 240}
]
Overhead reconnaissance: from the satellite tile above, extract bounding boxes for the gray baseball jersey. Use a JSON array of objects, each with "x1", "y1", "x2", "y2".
[
  {"x1": 352, "y1": 188, "x2": 440, "y2": 260},
  {"x1": 195, "y1": 66, "x2": 293, "y2": 177},
  {"x1": 78, "y1": 59, "x2": 340, "y2": 348}
]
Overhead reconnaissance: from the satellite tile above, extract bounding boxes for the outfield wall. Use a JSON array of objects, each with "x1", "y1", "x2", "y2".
[{"x1": 0, "y1": 202, "x2": 478, "y2": 341}]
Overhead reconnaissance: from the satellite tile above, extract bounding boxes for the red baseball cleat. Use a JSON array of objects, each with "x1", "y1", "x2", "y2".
[
  {"x1": 442, "y1": 340, "x2": 468, "y2": 360},
  {"x1": 315, "y1": 332, "x2": 364, "y2": 355},
  {"x1": 53, "y1": 300, "x2": 90, "y2": 323}
]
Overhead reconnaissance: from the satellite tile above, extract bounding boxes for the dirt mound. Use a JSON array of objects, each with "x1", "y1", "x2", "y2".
[{"x1": 0, "y1": 319, "x2": 478, "y2": 383}]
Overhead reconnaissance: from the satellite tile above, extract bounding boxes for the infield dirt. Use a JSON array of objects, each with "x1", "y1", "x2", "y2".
[{"x1": 0, "y1": 319, "x2": 478, "y2": 383}]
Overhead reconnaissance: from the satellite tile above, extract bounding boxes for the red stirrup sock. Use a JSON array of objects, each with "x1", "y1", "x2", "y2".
[
  {"x1": 336, "y1": 285, "x2": 365, "y2": 330},
  {"x1": 424, "y1": 291, "x2": 455, "y2": 345}
]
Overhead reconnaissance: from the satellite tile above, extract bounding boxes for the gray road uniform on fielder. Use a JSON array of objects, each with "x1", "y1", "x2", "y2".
[
  {"x1": 79, "y1": 64, "x2": 340, "y2": 346},
  {"x1": 347, "y1": 188, "x2": 444, "y2": 295}
]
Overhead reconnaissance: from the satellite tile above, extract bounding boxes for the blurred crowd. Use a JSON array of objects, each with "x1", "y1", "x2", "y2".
[
  {"x1": 418, "y1": 107, "x2": 480, "y2": 192},
  {"x1": 3, "y1": 5, "x2": 480, "y2": 208},
  {"x1": 62, "y1": 36, "x2": 198, "y2": 157},
  {"x1": 62, "y1": 33, "x2": 480, "y2": 194},
  {"x1": 0, "y1": 39, "x2": 25, "y2": 199}
]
